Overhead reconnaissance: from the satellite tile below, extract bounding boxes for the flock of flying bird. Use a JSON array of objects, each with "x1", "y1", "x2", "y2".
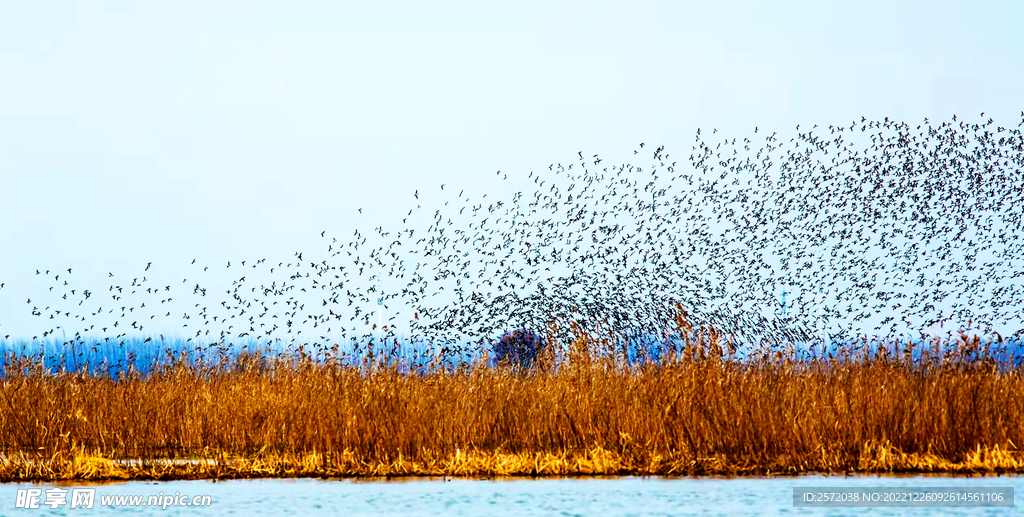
[{"x1": 3, "y1": 113, "x2": 1024, "y2": 363}]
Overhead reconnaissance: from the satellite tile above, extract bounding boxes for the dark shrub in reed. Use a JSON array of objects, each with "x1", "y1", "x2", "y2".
[{"x1": 492, "y1": 328, "x2": 547, "y2": 369}]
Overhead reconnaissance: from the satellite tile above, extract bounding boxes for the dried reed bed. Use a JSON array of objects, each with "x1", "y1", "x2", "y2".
[{"x1": 1, "y1": 307, "x2": 1023, "y2": 481}]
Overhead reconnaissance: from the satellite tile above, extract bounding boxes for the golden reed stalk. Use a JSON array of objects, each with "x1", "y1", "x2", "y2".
[{"x1": 1, "y1": 306, "x2": 1022, "y2": 481}]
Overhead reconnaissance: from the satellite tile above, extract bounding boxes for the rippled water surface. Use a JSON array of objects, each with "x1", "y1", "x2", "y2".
[{"x1": 1, "y1": 475, "x2": 1020, "y2": 516}]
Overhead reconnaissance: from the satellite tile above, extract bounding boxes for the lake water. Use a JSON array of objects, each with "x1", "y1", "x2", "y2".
[{"x1": 1, "y1": 475, "x2": 1019, "y2": 516}]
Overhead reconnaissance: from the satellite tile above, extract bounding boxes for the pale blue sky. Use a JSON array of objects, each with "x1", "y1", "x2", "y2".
[{"x1": 1, "y1": 0, "x2": 1022, "y2": 341}]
